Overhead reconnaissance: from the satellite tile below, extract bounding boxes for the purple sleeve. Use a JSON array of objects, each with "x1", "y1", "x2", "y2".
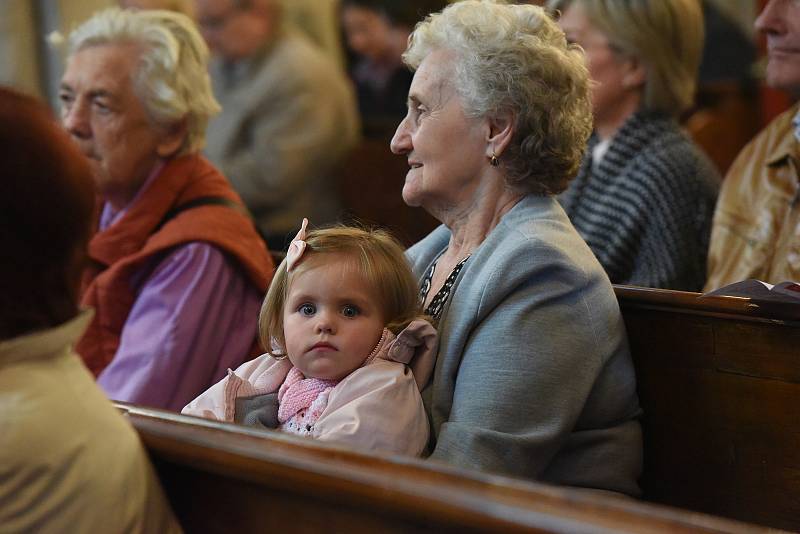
[{"x1": 97, "y1": 243, "x2": 263, "y2": 411}]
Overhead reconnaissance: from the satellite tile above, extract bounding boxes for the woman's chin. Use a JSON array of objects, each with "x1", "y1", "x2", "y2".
[{"x1": 401, "y1": 185, "x2": 424, "y2": 208}]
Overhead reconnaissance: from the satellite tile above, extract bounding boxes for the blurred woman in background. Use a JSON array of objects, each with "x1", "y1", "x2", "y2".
[
  {"x1": 551, "y1": 0, "x2": 719, "y2": 291},
  {"x1": 341, "y1": 0, "x2": 446, "y2": 138}
]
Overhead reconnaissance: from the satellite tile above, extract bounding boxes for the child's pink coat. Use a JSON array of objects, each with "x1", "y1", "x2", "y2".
[{"x1": 182, "y1": 321, "x2": 436, "y2": 456}]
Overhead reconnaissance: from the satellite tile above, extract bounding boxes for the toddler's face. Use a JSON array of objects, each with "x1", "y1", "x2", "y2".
[{"x1": 283, "y1": 253, "x2": 385, "y2": 380}]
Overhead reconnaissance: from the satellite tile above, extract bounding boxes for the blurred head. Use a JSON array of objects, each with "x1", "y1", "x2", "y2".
[
  {"x1": 0, "y1": 88, "x2": 95, "y2": 339},
  {"x1": 341, "y1": 0, "x2": 446, "y2": 63},
  {"x1": 60, "y1": 8, "x2": 220, "y2": 208},
  {"x1": 195, "y1": 0, "x2": 280, "y2": 61},
  {"x1": 259, "y1": 225, "x2": 421, "y2": 370},
  {"x1": 119, "y1": 0, "x2": 195, "y2": 18},
  {"x1": 756, "y1": 0, "x2": 800, "y2": 93},
  {"x1": 391, "y1": 0, "x2": 592, "y2": 200},
  {"x1": 341, "y1": 1, "x2": 397, "y2": 63},
  {"x1": 550, "y1": 0, "x2": 704, "y2": 123}
]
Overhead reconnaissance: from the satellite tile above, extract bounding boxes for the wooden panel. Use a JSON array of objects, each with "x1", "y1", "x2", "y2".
[
  {"x1": 714, "y1": 322, "x2": 800, "y2": 382},
  {"x1": 334, "y1": 139, "x2": 439, "y2": 246},
  {"x1": 616, "y1": 285, "x2": 800, "y2": 531},
  {"x1": 121, "y1": 404, "x2": 769, "y2": 534}
]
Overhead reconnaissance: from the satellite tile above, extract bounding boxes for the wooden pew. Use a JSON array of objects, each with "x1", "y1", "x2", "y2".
[
  {"x1": 616, "y1": 285, "x2": 800, "y2": 531},
  {"x1": 119, "y1": 403, "x2": 769, "y2": 533}
]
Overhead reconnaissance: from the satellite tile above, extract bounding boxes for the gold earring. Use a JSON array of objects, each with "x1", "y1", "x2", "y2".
[{"x1": 489, "y1": 152, "x2": 500, "y2": 167}]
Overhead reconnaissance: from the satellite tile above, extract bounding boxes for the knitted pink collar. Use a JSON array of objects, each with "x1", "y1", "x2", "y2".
[{"x1": 276, "y1": 329, "x2": 390, "y2": 423}]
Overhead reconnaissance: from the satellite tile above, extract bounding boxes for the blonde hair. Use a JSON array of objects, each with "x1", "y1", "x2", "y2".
[
  {"x1": 548, "y1": 0, "x2": 704, "y2": 116},
  {"x1": 259, "y1": 225, "x2": 422, "y2": 354},
  {"x1": 403, "y1": 0, "x2": 592, "y2": 195},
  {"x1": 68, "y1": 8, "x2": 220, "y2": 154}
]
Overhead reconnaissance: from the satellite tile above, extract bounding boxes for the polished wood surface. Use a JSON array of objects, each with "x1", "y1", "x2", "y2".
[
  {"x1": 615, "y1": 284, "x2": 800, "y2": 322},
  {"x1": 119, "y1": 403, "x2": 769, "y2": 533},
  {"x1": 616, "y1": 285, "x2": 800, "y2": 531}
]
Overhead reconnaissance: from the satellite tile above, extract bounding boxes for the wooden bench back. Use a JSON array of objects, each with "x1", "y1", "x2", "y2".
[
  {"x1": 119, "y1": 285, "x2": 800, "y2": 532},
  {"x1": 120, "y1": 404, "x2": 768, "y2": 533},
  {"x1": 334, "y1": 139, "x2": 439, "y2": 246},
  {"x1": 616, "y1": 285, "x2": 800, "y2": 531}
]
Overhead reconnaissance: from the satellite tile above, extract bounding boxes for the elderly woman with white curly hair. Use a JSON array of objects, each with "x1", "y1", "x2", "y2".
[
  {"x1": 393, "y1": 0, "x2": 641, "y2": 495},
  {"x1": 59, "y1": 8, "x2": 274, "y2": 411}
]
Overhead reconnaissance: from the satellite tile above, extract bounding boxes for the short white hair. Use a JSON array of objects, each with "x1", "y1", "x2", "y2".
[
  {"x1": 404, "y1": 0, "x2": 592, "y2": 195},
  {"x1": 68, "y1": 8, "x2": 220, "y2": 154}
]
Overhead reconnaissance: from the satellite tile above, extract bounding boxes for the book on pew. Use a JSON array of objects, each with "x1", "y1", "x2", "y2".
[{"x1": 702, "y1": 279, "x2": 800, "y2": 307}]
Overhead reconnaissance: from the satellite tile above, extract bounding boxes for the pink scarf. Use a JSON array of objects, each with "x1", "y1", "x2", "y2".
[{"x1": 277, "y1": 367, "x2": 339, "y2": 423}]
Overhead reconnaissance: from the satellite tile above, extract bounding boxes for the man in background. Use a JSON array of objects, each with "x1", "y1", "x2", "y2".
[
  {"x1": 706, "y1": 0, "x2": 800, "y2": 289},
  {"x1": 196, "y1": 0, "x2": 359, "y2": 249}
]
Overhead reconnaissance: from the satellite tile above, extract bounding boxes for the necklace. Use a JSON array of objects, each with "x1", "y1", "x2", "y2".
[{"x1": 419, "y1": 254, "x2": 471, "y2": 321}]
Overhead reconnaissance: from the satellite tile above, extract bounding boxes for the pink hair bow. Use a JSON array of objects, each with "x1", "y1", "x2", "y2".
[{"x1": 286, "y1": 218, "x2": 309, "y2": 272}]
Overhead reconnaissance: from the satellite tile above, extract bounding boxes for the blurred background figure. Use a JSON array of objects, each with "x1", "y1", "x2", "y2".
[
  {"x1": 685, "y1": 0, "x2": 759, "y2": 175},
  {"x1": 0, "y1": 86, "x2": 179, "y2": 533},
  {"x1": 61, "y1": 8, "x2": 273, "y2": 411},
  {"x1": 706, "y1": 0, "x2": 800, "y2": 290},
  {"x1": 0, "y1": 1, "x2": 41, "y2": 97},
  {"x1": 196, "y1": 0, "x2": 359, "y2": 249},
  {"x1": 119, "y1": 0, "x2": 195, "y2": 17},
  {"x1": 551, "y1": 0, "x2": 720, "y2": 291},
  {"x1": 333, "y1": 0, "x2": 444, "y2": 247},
  {"x1": 284, "y1": 0, "x2": 345, "y2": 69},
  {"x1": 341, "y1": 0, "x2": 446, "y2": 139}
]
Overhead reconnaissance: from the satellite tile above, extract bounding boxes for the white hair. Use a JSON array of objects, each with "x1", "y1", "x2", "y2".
[
  {"x1": 68, "y1": 8, "x2": 220, "y2": 154},
  {"x1": 404, "y1": 0, "x2": 592, "y2": 194}
]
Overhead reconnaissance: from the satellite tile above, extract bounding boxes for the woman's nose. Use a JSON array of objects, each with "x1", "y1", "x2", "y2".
[{"x1": 390, "y1": 115, "x2": 412, "y2": 155}]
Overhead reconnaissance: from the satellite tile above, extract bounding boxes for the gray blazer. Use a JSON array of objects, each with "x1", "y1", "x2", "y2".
[
  {"x1": 205, "y1": 29, "x2": 359, "y2": 244},
  {"x1": 407, "y1": 195, "x2": 642, "y2": 496}
]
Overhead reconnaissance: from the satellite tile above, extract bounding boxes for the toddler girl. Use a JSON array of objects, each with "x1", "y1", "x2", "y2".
[{"x1": 183, "y1": 220, "x2": 436, "y2": 456}]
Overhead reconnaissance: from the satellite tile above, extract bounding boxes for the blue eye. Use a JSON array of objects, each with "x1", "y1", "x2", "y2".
[
  {"x1": 342, "y1": 305, "x2": 359, "y2": 318},
  {"x1": 299, "y1": 303, "x2": 315, "y2": 316}
]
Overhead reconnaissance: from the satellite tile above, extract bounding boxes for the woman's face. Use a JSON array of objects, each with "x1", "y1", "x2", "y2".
[
  {"x1": 390, "y1": 49, "x2": 487, "y2": 216},
  {"x1": 558, "y1": 4, "x2": 640, "y2": 136},
  {"x1": 342, "y1": 6, "x2": 393, "y2": 63}
]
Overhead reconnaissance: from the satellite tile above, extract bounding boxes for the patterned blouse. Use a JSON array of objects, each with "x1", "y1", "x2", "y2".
[{"x1": 419, "y1": 254, "x2": 470, "y2": 321}]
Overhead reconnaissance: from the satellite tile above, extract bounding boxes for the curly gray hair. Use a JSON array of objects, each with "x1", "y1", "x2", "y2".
[
  {"x1": 67, "y1": 8, "x2": 220, "y2": 154},
  {"x1": 404, "y1": 0, "x2": 592, "y2": 195}
]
